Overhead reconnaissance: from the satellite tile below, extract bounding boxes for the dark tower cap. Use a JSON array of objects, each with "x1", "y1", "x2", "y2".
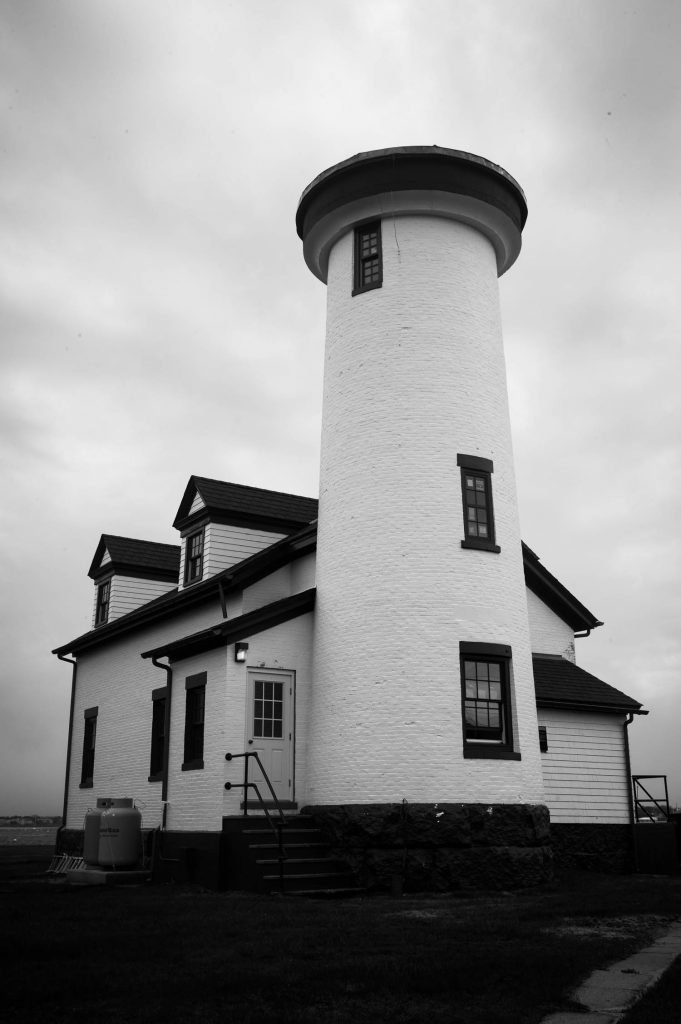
[{"x1": 296, "y1": 146, "x2": 527, "y2": 280}]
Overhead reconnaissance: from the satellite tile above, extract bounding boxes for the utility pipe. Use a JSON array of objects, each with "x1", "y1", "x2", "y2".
[{"x1": 56, "y1": 653, "x2": 78, "y2": 843}]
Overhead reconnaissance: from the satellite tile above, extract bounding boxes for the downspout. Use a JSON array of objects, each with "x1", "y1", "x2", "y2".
[
  {"x1": 624, "y1": 712, "x2": 638, "y2": 872},
  {"x1": 151, "y1": 657, "x2": 173, "y2": 828},
  {"x1": 56, "y1": 653, "x2": 77, "y2": 846}
]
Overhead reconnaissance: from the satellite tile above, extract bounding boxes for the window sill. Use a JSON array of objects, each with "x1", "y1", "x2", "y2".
[
  {"x1": 352, "y1": 281, "x2": 382, "y2": 297},
  {"x1": 463, "y1": 746, "x2": 521, "y2": 761},
  {"x1": 148, "y1": 773, "x2": 164, "y2": 783},
  {"x1": 461, "y1": 539, "x2": 501, "y2": 553},
  {"x1": 181, "y1": 760, "x2": 204, "y2": 772},
  {"x1": 79, "y1": 781, "x2": 93, "y2": 789}
]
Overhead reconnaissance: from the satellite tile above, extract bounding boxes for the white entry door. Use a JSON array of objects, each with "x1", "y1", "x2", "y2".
[{"x1": 246, "y1": 669, "x2": 294, "y2": 802}]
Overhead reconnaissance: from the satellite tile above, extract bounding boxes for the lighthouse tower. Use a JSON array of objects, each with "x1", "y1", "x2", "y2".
[{"x1": 296, "y1": 148, "x2": 546, "y2": 860}]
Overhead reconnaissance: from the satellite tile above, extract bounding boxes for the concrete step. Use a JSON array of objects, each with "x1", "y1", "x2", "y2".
[
  {"x1": 262, "y1": 870, "x2": 359, "y2": 893},
  {"x1": 256, "y1": 857, "x2": 348, "y2": 875}
]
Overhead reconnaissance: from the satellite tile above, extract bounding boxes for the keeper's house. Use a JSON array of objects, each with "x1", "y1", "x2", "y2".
[{"x1": 53, "y1": 148, "x2": 645, "y2": 891}]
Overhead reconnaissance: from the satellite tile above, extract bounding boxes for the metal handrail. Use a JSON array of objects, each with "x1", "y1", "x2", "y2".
[
  {"x1": 632, "y1": 775, "x2": 670, "y2": 823},
  {"x1": 224, "y1": 751, "x2": 288, "y2": 892}
]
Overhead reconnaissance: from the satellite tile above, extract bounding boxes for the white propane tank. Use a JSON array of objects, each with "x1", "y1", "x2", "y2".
[
  {"x1": 83, "y1": 798, "x2": 116, "y2": 866},
  {"x1": 97, "y1": 798, "x2": 141, "y2": 869}
]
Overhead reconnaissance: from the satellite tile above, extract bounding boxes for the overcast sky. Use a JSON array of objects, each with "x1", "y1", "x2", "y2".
[{"x1": 1, "y1": 0, "x2": 679, "y2": 816}]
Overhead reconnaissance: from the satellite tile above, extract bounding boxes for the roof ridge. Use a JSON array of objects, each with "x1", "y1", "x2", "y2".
[{"x1": 192, "y1": 476, "x2": 317, "y2": 503}]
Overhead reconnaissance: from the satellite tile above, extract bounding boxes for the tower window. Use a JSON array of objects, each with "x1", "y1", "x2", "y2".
[
  {"x1": 457, "y1": 454, "x2": 500, "y2": 553},
  {"x1": 459, "y1": 642, "x2": 520, "y2": 760},
  {"x1": 184, "y1": 529, "x2": 204, "y2": 585},
  {"x1": 353, "y1": 221, "x2": 382, "y2": 295}
]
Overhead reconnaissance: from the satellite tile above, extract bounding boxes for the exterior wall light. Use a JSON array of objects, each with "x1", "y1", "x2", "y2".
[{"x1": 235, "y1": 642, "x2": 249, "y2": 663}]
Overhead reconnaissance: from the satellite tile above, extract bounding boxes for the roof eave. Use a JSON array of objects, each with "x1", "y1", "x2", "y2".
[{"x1": 141, "y1": 588, "x2": 316, "y2": 662}]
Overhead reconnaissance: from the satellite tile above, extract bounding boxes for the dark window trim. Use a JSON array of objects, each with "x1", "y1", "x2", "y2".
[
  {"x1": 79, "y1": 706, "x2": 98, "y2": 788},
  {"x1": 538, "y1": 725, "x2": 548, "y2": 752},
  {"x1": 457, "y1": 453, "x2": 494, "y2": 473},
  {"x1": 459, "y1": 643, "x2": 519, "y2": 760},
  {"x1": 95, "y1": 579, "x2": 111, "y2": 626},
  {"x1": 182, "y1": 672, "x2": 206, "y2": 771},
  {"x1": 184, "y1": 528, "x2": 205, "y2": 586},
  {"x1": 457, "y1": 453, "x2": 500, "y2": 553},
  {"x1": 185, "y1": 672, "x2": 207, "y2": 690},
  {"x1": 352, "y1": 220, "x2": 383, "y2": 296},
  {"x1": 148, "y1": 687, "x2": 168, "y2": 782}
]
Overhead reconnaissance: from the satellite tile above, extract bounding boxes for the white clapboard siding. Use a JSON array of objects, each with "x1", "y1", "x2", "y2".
[
  {"x1": 538, "y1": 709, "x2": 630, "y2": 823},
  {"x1": 104, "y1": 576, "x2": 177, "y2": 623},
  {"x1": 189, "y1": 491, "x2": 206, "y2": 515},
  {"x1": 526, "y1": 588, "x2": 575, "y2": 661},
  {"x1": 178, "y1": 522, "x2": 287, "y2": 587},
  {"x1": 205, "y1": 522, "x2": 287, "y2": 574}
]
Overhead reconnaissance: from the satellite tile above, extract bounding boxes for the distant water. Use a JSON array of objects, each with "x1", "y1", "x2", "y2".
[{"x1": 0, "y1": 827, "x2": 58, "y2": 846}]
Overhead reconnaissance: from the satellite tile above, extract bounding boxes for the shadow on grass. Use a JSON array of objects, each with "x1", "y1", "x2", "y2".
[{"x1": 2, "y1": 858, "x2": 681, "y2": 1024}]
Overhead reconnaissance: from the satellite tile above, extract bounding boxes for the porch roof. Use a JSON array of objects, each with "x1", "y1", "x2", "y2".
[
  {"x1": 140, "y1": 588, "x2": 316, "y2": 662},
  {"x1": 533, "y1": 654, "x2": 645, "y2": 714}
]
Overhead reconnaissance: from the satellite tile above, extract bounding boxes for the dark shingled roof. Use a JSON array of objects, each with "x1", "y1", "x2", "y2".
[
  {"x1": 522, "y1": 543, "x2": 602, "y2": 633},
  {"x1": 533, "y1": 654, "x2": 644, "y2": 714},
  {"x1": 88, "y1": 535, "x2": 180, "y2": 581},
  {"x1": 173, "y1": 477, "x2": 319, "y2": 532}
]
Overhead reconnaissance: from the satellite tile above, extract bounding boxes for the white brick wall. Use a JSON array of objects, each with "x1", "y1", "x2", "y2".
[
  {"x1": 537, "y1": 709, "x2": 630, "y2": 823},
  {"x1": 309, "y1": 213, "x2": 544, "y2": 806},
  {"x1": 221, "y1": 613, "x2": 314, "y2": 816},
  {"x1": 526, "y1": 589, "x2": 576, "y2": 661},
  {"x1": 67, "y1": 601, "x2": 224, "y2": 830}
]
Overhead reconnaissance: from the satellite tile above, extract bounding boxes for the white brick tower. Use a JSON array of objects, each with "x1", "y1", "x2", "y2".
[{"x1": 296, "y1": 147, "x2": 545, "y2": 813}]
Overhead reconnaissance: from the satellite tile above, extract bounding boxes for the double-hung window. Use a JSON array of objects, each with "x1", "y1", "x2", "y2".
[
  {"x1": 80, "y1": 706, "x2": 98, "y2": 787},
  {"x1": 182, "y1": 672, "x2": 206, "y2": 770},
  {"x1": 95, "y1": 580, "x2": 110, "y2": 626},
  {"x1": 149, "y1": 687, "x2": 167, "y2": 781},
  {"x1": 184, "y1": 529, "x2": 204, "y2": 585},
  {"x1": 353, "y1": 221, "x2": 382, "y2": 295},
  {"x1": 457, "y1": 454, "x2": 500, "y2": 553},
  {"x1": 460, "y1": 642, "x2": 519, "y2": 760}
]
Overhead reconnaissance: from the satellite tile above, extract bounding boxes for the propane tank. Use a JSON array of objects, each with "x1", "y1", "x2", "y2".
[
  {"x1": 83, "y1": 797, "x2": 116, "y2": 866},
  {"x1": 97, "y1": 798, "x2": 141, "y2": 869}
]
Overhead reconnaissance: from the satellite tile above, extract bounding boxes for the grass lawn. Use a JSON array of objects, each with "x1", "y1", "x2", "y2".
[{"x1": 2, "y1": 847, "x2": 681, "y2": 1023}]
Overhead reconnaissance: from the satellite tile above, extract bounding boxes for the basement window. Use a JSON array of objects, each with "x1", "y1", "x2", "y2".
[
  {"x1": 353, "y1": 221, "x2": 382, "y2": 295},
  {"x1": 460, "y1": 643, "x2": 520, "y2": 761},
  {"x1": 457, "y1": 454, "x2": 500, "y2": 553}
]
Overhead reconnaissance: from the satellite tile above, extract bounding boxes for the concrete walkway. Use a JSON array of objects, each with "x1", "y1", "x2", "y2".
[{"x1": 541, "y1": 920, "x2": 681, "y2": 1023}]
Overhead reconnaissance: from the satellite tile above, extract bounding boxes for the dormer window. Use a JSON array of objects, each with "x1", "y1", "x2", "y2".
[
  {"x1": 95, "y1": 580, "x2": 110, "y2": 626},
  {"x1": 184, "y1": 529, "x2": 204, "y2": 585}
]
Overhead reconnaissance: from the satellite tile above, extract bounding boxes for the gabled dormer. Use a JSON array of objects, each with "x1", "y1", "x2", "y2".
[
  {"x1": 173, "y1": 477, "x2": 318, "y2": 590},
  {"x1": 89, "y1": 535, "x2": 181, "y2": 627}
]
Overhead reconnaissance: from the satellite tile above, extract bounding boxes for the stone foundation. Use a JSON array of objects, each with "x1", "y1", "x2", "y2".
[
  {"x1": 550, "y1": 823, "x2": 635, "y2": 873},
  {"x1": 303, "y1": 802, "x2": 553, "y2": 892}
]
